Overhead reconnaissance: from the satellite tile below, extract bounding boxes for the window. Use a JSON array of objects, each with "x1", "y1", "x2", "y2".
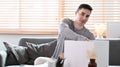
[
  {"x1": 0, "y1": 0, "x2": 120, "y2": 35},
  {"x1": 0, "y1": 0, "x2": 59, "y2": 34}
]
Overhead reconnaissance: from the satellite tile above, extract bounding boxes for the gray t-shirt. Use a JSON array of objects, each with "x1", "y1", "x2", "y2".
[
  {"x1": 60, "y1": 18, "x2": 95, "y2": 40},
  {"x1": 52, "y1": 18, "x2": 95, "y2": 59}
]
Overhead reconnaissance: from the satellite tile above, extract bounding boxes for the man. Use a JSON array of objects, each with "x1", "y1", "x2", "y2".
[
  {"x1": 52, "y1": 4, "x2": 95, "y2": 59},
  {"x1": 34, "y1": 4, "x2": 95, "y2": 66}
]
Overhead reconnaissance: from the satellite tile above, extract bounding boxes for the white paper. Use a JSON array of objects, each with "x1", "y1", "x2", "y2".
[{"x1": 64, "y1": 40, "x2": 109, "y2": 67}]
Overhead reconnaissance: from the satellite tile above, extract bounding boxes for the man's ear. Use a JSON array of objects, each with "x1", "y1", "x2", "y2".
[
  {"x1": 75, "y1": 11, "x2": 78, "y2": 15},
  {"x1": 75, "y1": 11, "x2": 77, "y2": 15}
]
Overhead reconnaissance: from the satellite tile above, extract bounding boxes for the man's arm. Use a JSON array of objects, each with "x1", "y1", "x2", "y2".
[
  {"x1": 52, "y1": 19, "x2": 90, "y2": 59},
  {"x1": 59, "y1": 19, "x2": 89, "y2": 41}
]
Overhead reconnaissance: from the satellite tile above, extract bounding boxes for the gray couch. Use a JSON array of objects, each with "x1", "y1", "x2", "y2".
[{"x1": 0, "y1": 38, "x2": 57, "y2": 67}]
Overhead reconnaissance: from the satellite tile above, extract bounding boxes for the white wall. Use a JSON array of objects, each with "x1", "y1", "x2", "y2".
[{"x1": 0, "y1": 34, "x2": 57, "y2": 50}]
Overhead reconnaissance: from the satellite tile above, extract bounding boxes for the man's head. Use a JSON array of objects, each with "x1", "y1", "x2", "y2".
[
  {"x1": 75, "y1": 4, "x2": 93, "y2": 26},
  {"x1": 76, "y1": 4, "x2": 93, "y2": 13}
]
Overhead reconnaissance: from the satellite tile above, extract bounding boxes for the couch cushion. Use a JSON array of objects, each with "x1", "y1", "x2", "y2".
[{"x1": 26, "y1": 40, "x2": 57, "y2": 65}]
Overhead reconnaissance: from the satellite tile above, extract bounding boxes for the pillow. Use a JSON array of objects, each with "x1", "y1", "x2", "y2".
[
  {"x1": 5, "y1": 49, "x2": 19, "y2": 65},
  {"x1": 3, "y1": 42, "x2": 29, "y2": 64},
  {"x1": 26, "y1": 40, "x2": 57, "y2": 64}
]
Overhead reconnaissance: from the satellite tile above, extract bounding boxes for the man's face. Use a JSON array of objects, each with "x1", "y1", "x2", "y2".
[{"x1": 75, "y1": 8, "x2": 91, "y2": 25}]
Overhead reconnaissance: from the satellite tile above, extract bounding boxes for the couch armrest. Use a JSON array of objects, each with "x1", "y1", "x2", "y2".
[{"x1": 0, "y1": 50, "x2": 7, "y2": 67}]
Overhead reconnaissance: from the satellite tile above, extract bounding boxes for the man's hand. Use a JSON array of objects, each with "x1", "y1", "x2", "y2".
[
  {"x1": 85, "y1": 38, "x2": 90, "y2": 41},
  {"x1": 59, "y1": 53, "x2": 64, "y2": 59}
]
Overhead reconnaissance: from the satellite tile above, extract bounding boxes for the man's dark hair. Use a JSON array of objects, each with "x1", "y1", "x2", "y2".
[{"x1": 76, "y1": 4, "x2": 93, "y2": 12}]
